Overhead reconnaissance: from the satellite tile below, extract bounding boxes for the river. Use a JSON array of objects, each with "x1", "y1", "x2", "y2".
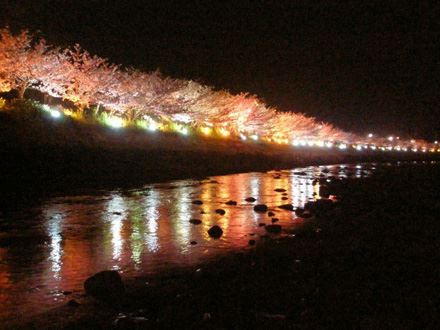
[{"x1": 0, "y1": 163, "x2": 375, "y2": 319}]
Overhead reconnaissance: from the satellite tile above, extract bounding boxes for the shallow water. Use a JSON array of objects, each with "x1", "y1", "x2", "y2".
[{"x1": 0, "y1": 163, "x2": 374, "y2": 319}]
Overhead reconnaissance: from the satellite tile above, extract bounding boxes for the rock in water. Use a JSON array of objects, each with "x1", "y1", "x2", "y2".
[
  {"x1": 225, "y1": 200, "x2": 237, "y2": 205},
  {"x1": 254, "y1": 204, "x2": 268, "y2": 212},
  {"x1": 265, "y1": 224, "x2": 282, "y2": 234},
  {"x1": 274, "y1": 188, "x2": 286, "y2": 192},
  {"x1": 278, "y1": 204, "x2": 294, "y2": 211},
  {"x1": 267, "y1": 211, "x2": 275, "y2": 217},
  {"x1": 192, "y1": 200, "x2": 203, "y2": 205},
  {"x1": 215, "y1": 209, "x2": 226, "y2": 215},
  {"x1": 245, "y1": 197, "x2": 257, "y2": 202},
  {"x1": 208, "y1": 225, "x2": 223, "y2": 238},
  {"x1": 189, "y1": 219, "x2": 202, "y2": 225},
  {"x1": 84, "y1": 270, "x2": 124, "y2": 301}
]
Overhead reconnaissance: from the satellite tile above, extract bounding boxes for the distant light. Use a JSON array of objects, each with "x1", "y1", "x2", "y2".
[
  {"x1": 106, "y1": 116, "x2": 124, "y2": 128},
  {"x1": 180, "y1": 127, "x2": 188, "y2": 135},
  {"x1": 370, "y1": 145, "x2": 377, "y2": 150},
  {"x1": 394, "y1": 146, "x2": 401, "y2": 151},
  {"x1": 250, "y1": 134, "x2": 259, "y2": 141},
  {"x1": 410, "y1": 139, "x2": 416, "y2": 143},
  {"x1": 412, "y1": 148, "x2": 418, "y2": 152},
  {"x1": 292, "y1": 140, "x2": 300, "y2": 146},
  {"x1": 316, "y1": 140, "x2": 325, "y2": 147},
  {"x1": 368, "y1": 133, "x2": 373, "y2": 138},
  {"x1": 299, "y1": 140, "x2": 307, "y2": 146},
  {"x1": 325, "y1": 142, "x2": 333, "y2": 148},
  {"x1": 355, "y1": 145, "x2": 362, "y2": 151},
  {"x1": 338, "y1": 143, "x2": 347, "y2": 150},
  {"x1": 240, "y1": 133, "x2": 247, "y2": 141},
  {"x1": 388, "y1": 136, "x2": 394, "y2": 141},
  {"x1": 435, "y1": 141, "x2": 438, "y2": 144},
  {"x1": 307, "y1": 140, "x2": 314, "y2": 147}
]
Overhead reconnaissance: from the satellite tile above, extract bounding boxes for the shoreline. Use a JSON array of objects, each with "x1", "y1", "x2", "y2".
[{"x1": 5, "y1": 162, "x2": 440, "y2": 329}]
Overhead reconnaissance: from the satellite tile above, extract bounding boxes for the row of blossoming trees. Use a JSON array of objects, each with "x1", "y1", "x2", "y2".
[{"x1": 0, "y1": 27, "x2": 354, "y2": 142}]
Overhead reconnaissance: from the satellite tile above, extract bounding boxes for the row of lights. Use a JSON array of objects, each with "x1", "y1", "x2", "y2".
[{"x1": 41, "y1": 105, "x2": 440, "y2": 154}]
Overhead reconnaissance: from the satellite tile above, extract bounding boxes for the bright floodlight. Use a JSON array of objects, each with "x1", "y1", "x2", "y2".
[
  {"x1": 200, "y1": 127, "x2": 212, "y2": 135},
  {"x1": 218, "y1": 128, "x2": 230, "y2": 137},
  {"x1": 388, "y1": 136, "x2": 394, "y2": 141},
  {"x1": 250, "y1": 134, "x2": 258, "y2": 141},
  {"x1": 338, "y1": 143, "x2": 347, "y2": 150},
  {"x1": 148, "y1": 121, "x2": 158, "y2": 131},
  {"x1": 180, "y1": 127, "x2": 188, "y2": 135},
  {"x1": 49, "y1": 109, "x2": 61, "y2": 118},
  {"x1": 368, "y1": 133, "x2": 373, "y2": 138},
  {"x1": 107, "y1": 116, "x2": 124, "y2": 128},
  {"x1": 240, "y1": 133, "x2": 247, "y2": 140}
]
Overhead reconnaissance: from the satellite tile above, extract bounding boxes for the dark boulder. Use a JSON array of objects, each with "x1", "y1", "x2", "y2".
[
  {"x1": 248, "y1": 239, "x2": 256, "y2": 246},
  {"x1": 225, "y1": 200, "x2": 237, "y2": 206},
  {"x1": 192, "y1": 200, "x2": 203, "y2": 205},
  {"x1": 67, "y1": 299, "x2": 80, "y2": 307},
  {"x1": 271, "y1": 218, "x2": 279, "y2": 223},
  {"x1": 319, "y1": 185, "x2": 330, "y2": 198},
  {"x1": 245, "y1": 197, "x2": 257, "y2": 202},
  {"x1": 305, "y1": 198, "x2": 334, "y2": 214},
  {"x1": 267, "y1": 211, "x2": 275, "y2": 217},
  {"x1": 189, "y1": 219, "x2": 202, "y2": 225},
  {"x1": 278, "y1": 204, "x2": 294, "y2": 211},
  {"x1": 274, "y1": 188, "x2": 286, "y2": 192},
  {"x1": 208, "y1": 225, "x2": 223, "y2": 238},
  {"x1": 281, "y1": 197, "x2": 288, "y2": 200},
  {"x1": 254, "y1": 204, "x2": 268, "y2": 212},
  {"x1": 84, "y1": 270, "x2": 124, "y2": 301},
  {"x1": 215, "y1": 209, "x2": 226, "y2": 215},
  {"x1": 265, "y1": 224, "x2": 282, "y2": 234}
]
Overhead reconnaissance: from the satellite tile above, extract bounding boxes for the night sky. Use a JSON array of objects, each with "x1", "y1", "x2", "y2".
[{"x1": 1, "y1": 0, "x2": 438, "y2": 139}]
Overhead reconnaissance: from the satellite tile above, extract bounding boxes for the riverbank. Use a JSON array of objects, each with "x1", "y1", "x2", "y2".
[
  {"x1": 6, "y1": 162, "x2": 439, "y2": 329},
  {"x1": 1, "y1": 102, "x2": 438, "y2": 201}
]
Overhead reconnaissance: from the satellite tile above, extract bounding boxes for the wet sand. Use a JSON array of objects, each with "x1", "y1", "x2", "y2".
[{"x1": 6, "y1": 162, "x2": 440, "y2": 329}]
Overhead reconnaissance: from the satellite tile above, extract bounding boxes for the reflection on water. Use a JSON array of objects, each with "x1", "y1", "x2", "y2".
[{"x1": 0, "y1": 163, "x2": 376, "y2": 319}]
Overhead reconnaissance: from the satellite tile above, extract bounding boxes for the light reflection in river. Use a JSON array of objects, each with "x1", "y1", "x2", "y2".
[{"x1": 0, "y1": 163, "x2": 377, "y2": 320}]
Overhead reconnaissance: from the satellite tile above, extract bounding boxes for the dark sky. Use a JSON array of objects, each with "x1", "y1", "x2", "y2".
[{"x1": 1, "y1": 0, "x2": 439, "y2": 139}]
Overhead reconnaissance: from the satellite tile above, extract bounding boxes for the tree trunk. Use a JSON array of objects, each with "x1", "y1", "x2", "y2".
[
  {"x1": 94, "y1": 103, "x2": 101, "y2": 115},
  {"x1": 17, "y1": 85, "x2": 26, "y2": 99}
]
